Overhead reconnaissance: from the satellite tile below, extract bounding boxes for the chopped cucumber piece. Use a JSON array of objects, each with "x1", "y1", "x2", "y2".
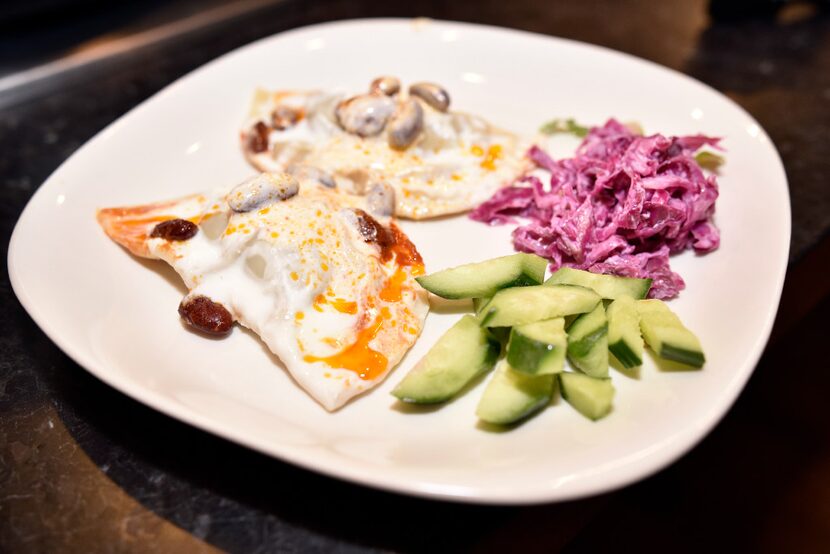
[
  {"x1": 476, "y1": 360, "x2": 555, "y2": 425},
  {"x1": 478, "y1": 285, "x2": 600, "y2": 328},
  {"x1": 487, "y1": 326, "x2": 511, "y2": 348},
  {"x1": 567, "y1": 304, "x2": 609, "y2": 378},
  {"x1": 637, "y1": 300, "x2": 705, "y2": 368},
  {"x1": 559, "y1": 372, "x2": 615, "y2": 421},
  {"x1": 506, "y1": 318, "x2": 566, "y2": 375},
  {"x1": 416, "y1": 253, "x2": 547, "y2": 299},
  {"x1": 545, "y1": 267, "x2": 651, "y2": 299},
  {"x1": 392, "y1": 315, "x2": 499, "y2": 404},
  {"x1": 472, "y1": 297, "x2": 491, "y2": 314},
  {"x1": 606, "y1": 296, "x2": 644, "y2": 368}
]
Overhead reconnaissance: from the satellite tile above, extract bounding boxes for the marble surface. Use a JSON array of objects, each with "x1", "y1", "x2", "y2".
[{"x1": 2, "y1": 0, "x2": 830, "y2": 551}]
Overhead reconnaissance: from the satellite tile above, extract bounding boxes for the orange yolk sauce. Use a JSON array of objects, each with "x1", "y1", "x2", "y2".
[
  {"x1": 379, "y1": 267, "x2": 408, "y2": 302},
  {"x1": 480, "y1": 144, "x2": 502, "y2": 171},
  {"x1": 304, "y1": 312, "x2": 389, "y2": 380},
  {"x1": 304, "y1": 218, "x2": 426, "y2": 381},
  {"x1": 313, "y1": 294, "x2": 358, "y2": 315}
]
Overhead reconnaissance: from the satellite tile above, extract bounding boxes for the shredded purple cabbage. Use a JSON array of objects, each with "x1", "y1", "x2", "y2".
[{"x1": 470, "y1": 119, "x2": 721, "y2": 299}]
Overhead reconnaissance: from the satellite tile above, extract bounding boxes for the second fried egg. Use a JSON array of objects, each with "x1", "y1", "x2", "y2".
[{"x1": 241, "y1": 79, "x2": 528, "y2": 219}]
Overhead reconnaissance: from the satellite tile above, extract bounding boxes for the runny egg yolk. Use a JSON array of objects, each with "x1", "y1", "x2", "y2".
[
  {"x1": 304, "y1": 314, "x2": 388, "y2": 380},
  {"x1": 379, "y1": 267, "x2": 408, "y2": 302},
  {"x1": 314, "y1": 294, "x2": 358, "y2": 315},
  {"x1": 304, "y1": 225, "x2": 423, "y2": 380},
  {"x1": 330, "y1": 298, "x2": 358, "y2": 314}
]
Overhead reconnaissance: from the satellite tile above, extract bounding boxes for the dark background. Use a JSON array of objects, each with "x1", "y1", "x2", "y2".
[{"x1": 2, "y1": 1, "x2": 830, "y2": 552}]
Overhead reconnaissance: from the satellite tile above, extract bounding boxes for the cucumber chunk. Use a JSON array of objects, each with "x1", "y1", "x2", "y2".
[
  {"x1": 559, "y1": 372, "x2": 615, "y2": 421},
  {"x1": 506, "y1": 318, "x2": 566, "y2": 375},
  {"x1": 478, "y1": 285, "x2": 600, "y2": 328},
  {"x1": 476, "y1": 360, "x2": 555, "y2": 425},
  {"x1": 636, "y1": 300, "x2": 705, "y2": 368},
  {"x1": 472, "y1": 297, "x2": 491, "y2": 314},
  {"x1": 606, "y1": 296, "x2": 644, "y2": 368},
  {"x1": 416, "y1": 253, "x2": 547, "y2": 299},
  {"x1": 545, "y1": 267, "x2": 651, "y2": 299},
  {"x1": 567, "y1": 304, "x2": 609, "y2": 378},
  {"x1": 487, "y1": 326, "x2": 511, "y2": 348},
  {"x1": 392, "y1": 315, "x2": 499, "y2": 403}
]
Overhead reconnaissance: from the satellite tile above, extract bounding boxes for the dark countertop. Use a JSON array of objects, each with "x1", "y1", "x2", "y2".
[{"x1": 2, "y1": 1, "x2": 830, "y2": 552}]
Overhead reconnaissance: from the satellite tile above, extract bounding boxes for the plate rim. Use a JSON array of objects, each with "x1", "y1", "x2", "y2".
[{"x1": 7, "y1": 17, "x2": 792, "y2": 504}]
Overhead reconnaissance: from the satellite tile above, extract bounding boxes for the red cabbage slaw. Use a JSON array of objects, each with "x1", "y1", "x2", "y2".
[{"x1": 470, "y1": 119, "x2": 721, "y2": 299}]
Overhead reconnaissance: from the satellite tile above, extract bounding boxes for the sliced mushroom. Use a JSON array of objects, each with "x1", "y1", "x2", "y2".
[
  {"x1": 227, "y1": 172, "x2": 299, "y2": 213},
  {"x1": 370, "y1": 76, "x2": 401, "y2": 96},
  {"x1": 271, "y1": 105, "x2": 302, "y2": 130},
  {"x1": 335, "y1": 93, "x2": 396, "y2": 137},
  {"x1": 286, "y1": 164, "x2": 336, "y2": 189},
  {"x1": 409, "y1": 82, "x2": 451, "y2": 112},
  {"x1": 387, "y1": 98, "x2": 424, "y2": 150},
  {"x1": 366, "y1": 183, "x2": 396, "y2": 217}
]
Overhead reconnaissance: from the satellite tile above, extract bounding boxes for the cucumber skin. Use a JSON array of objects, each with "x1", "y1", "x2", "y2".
[
  {"x1": 428, "y1": 273, "x2": 538, "y2": 298},
  {"x1": 506, "y1": 333, "x2": 564, "y2": 376},
  {"x1": 392, "y1": 316, "x2": 500, "y2": 404},
  {"x1": 507, "y1": 337, "x2": 555, "y2": 375},
  {"x1": 416, "y1": 253, "x2": 546, "y2": 299},
  {"x1": 609, "y1": 340, "x2": 642, "y2": 368},
  {"x1": 568, "y1": 326, "x2": 606, "y2": 359},
  {"x1": 559, "y1": 373, "x2": 615, "y2": 421},
  {"x1": 476, "y1": 362, "x2": 555, "y2": 425},
  {"x1": 606, "y1": 297, "x2": 643, "y2": 368},
  {"x1": 568, "y1": 327, "x2": 609, "y2": 378},
  {"x1": 636, "y1": 299, "x2": 705, "y2": 368},
  {"x1": 479, "y1": 285, "x2": 600, "y2": 328},
  {"x1": 566, "y1": 304, "x2": 609, "y2": 378},
  {"x1": 393, "y1": 341, "x2": 499, "y2": 404},
  {"x1": 545, "y1": 267, "x2": 652, "y2": 299},
  {"x1": 506, "y1": 318, "x2": 567, "y2": 375},
  {"x1": 660, "y1": 344, "x2": 705, "y2": 368}
]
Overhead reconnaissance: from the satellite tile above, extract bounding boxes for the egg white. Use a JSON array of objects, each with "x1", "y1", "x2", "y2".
[
  {"x1": 98, "y1": 182, "x2": 428, "y2": 411},
  {"x1": 242, "y1": 89, "x2": 529, "y2": 219}
]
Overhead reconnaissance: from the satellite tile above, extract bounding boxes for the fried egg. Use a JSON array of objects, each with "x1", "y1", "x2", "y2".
[
  {"x1": 240, "y1": 78, "x2": 528, "y2": 219},
  {"x1": 97, "y1": 173, "x2": 428, "y2": 411}
]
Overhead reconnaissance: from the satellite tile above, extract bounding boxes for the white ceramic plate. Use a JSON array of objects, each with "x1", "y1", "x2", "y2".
[{"x1": 8, "y1": 19, "x2": 790, "y2": 504}]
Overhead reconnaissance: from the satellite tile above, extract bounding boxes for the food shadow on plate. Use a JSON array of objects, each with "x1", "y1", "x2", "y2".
[
  {"x1": 132, "y1": 255, "x2": 239, "y2": 342},
  {"x1": 133, "y1": 255, "x2": 188, "y2": 295},
  {"x1": 239, "y1": 325, "x2": 424, "y2": 414},
  {"x1": 389, "y1": 400, "x2": 445, "y2": 414},
  {"x1": 646, "y1": 349, "x2": 702, "y2": 372},
  {"x1": 237, "y1": 325, "x2": 289, "y2": 371},
  {"x1": 610, "y1": 354, "x2": 641, "y2": 380},
  {"x1": 426, "y1": 295, "x2": 474, "y2": 315}
]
